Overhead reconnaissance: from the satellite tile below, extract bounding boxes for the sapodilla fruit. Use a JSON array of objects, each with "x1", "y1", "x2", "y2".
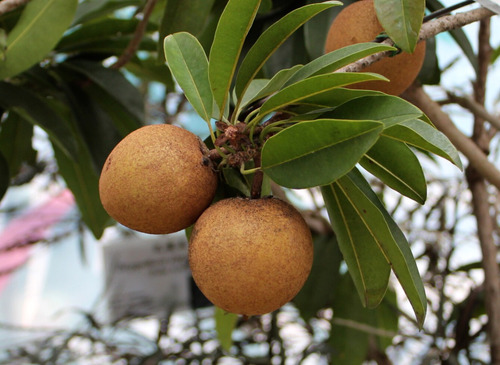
[
  {"x1": 99, "y1": 124, "x2": 217, "y2": 234},
  {"x1": 189, "y1": 197, "x2": 314, "y2": 316},
  {"x1": 325, "y1": 0, "x2": 426, "y2": 95}
]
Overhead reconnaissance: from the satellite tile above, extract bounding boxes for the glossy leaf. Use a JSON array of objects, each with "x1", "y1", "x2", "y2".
[
  {"x1": 284, "y1": 43, "x2": 396, "y2": 87},
  {"x1": 158, "y1": 0, "x2": 216, "y2": 61},
  {"x1": 321, "y1": 183, "x2": 391, "y2": 308},
  {"x1": 0, "y1": 111, "x2": 36, "y2": 177},
  {"x1": 234, "y1": 1, "x2": 341, "y2": 100},
  {"x1": 288, "y1": 88, "x2": 382, "y2": 112},
  {"x1": 215, "y1": 307, "x2": 238, "y2": 352},
  {"x1": 361, "y1": 136, "x2": 427, "y2": 204},
  {"x1": 374, "y1": 0, "x2": 425, "y2": 53},
  {"x1": 0, "y1": 151, "x2": 9, "y2": 202},
  {"x1": 294, "y1": 234, "x2": 342, "y2": 320},
  {"x1": 258, "y1": 73, "x2": 388, "y2": 117},
  {"x1": 208, "y1": 0, "x2": 261, "y2": 119},
  {"x1": 0, "y1": 82, "x2": 78, "y2": 160},
  {"x1": 72, "y1": 0, "x2": 140, "y2": 25},
  {"x1": 338, "y1": 169, "x2": 427, "y2": 327},
  {"x1": 165, "y1": 32, "x2": 213, "y2": 122},
  {"x1": 0, "y1": 0, "x2": 78, "y2": 79},
  {"x1": 261, "y1": 119, "x2": 383, "y2": 188},
  {"x1": 384, "y1": 118, "x2": 463, "y2": 169}
]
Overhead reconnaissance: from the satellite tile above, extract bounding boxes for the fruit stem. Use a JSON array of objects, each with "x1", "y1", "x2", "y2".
[{"x1": 250, "y1": 153, "x2": 264, "y2": 199}]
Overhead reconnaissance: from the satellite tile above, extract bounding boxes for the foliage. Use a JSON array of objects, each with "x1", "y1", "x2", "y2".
[{"x1": 0, "y1": 0, "x2": 497, "y2": 363}]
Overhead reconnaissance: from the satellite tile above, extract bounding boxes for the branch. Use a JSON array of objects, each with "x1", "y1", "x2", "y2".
[
  {"x1": 446, "y1": 92, "x2": 500, "y2": 131},
  {"x1": 336, "y1": 6, "x2": 496, "y2": 74},
  {"x1": 0, "y1": 0, "x2": 30, "y2": 16},
  {"x1": 111, "y1": 0, "x2": 158, "y2": 69},
  {"x1": 401, "y1": 83, "x2": 500, "y2": 191}
]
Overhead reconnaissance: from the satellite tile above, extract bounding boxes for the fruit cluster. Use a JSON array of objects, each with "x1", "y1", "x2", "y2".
[{"x1": 99, "y1": 124, "x2": 313, "y2": 316}]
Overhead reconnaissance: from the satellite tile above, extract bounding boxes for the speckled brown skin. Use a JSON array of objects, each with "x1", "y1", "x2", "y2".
[
  {"x1": 325, "y1": 0, "x2": 426, "y2": 96},
  {"x1": 189, "y1": 197, "x2": 314, "y2": 316},
  {"x1": 99, "y1": 124, "x2": 218, "y2": 234}
]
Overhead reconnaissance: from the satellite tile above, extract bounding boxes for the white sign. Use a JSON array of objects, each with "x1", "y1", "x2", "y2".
[
  {"x1": 476, "y1": 0, "x2": 500, "y2": 14},
  {"x1": 101, "y1": 233, "x2": 191, "y2": 322}
]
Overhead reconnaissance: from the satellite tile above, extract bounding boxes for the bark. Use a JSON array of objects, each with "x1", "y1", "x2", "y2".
[{"x1": 0, "y1": 0, "x2": 30, "y2": 16}]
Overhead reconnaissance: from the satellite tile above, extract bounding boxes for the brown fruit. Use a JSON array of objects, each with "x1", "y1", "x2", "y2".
[
  {"x1": 325, "y1": 0, "x2": 426, "y2": 95},
  {"x1": 189, "y1": 197, "x2": 313, "y2": 316},
  {"x1": 99, "y1": 124, "x2": 217, "y2": 234}
]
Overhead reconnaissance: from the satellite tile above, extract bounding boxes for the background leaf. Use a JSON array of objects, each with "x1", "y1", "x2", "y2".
[
  {"x1": 321, "y1": 183, "x2": 391, "y2": 308},
  {"x1": 0, "y1": 0, "x2": 78, "y2": 79},
  {"x1": 215, "y1": 307, "x2": 238, "y2": 352},
  {"x1": 208, "y1": 0, "x2": 261, "y2": 118},
  {"x1": 164, "y1": 32, "x2": 213, "y2": 122},
  {"x1": 374, "y1": 0, "x2": 425, "y2": 53},
  {"x1": 261, "y1": 119, "x2": 383, "y2": 188},
  {"x1": 0, "y1": 150, "x2": 9, "y2": 202}
]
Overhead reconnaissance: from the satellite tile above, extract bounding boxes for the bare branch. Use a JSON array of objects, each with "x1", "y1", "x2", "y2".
[
  {"x1": 111, "y1": 0, "x2": 158, "y2": 69},
  {"x1": 0, "y1": 0, "x2": 30, "y2": 16},
  {"x1": 401, "y1": 84, "x2": 500, "y2": 191},
  {"x1": 446, "y1": 92, "x2": 500, "y2": 131},
  {"x1": 337, "y1": 6, "x2": 496, "y2": 74}
]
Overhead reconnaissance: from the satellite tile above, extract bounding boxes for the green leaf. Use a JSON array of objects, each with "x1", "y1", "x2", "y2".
[
  {"x1": 258, "y1": 73, "x2": 388, "y2": 117},
  {"x1": 52, "y1": 141, "x2": 110, "y2": 239},
  {"x1": 63, "y1": 59, "x2": 144, "y2": 129},
  {"x1": 384, "y1": 118, "x2": 463, "y2": 169},
  {"x1": 360, "y1": 136, "x2": 427, "y2": 204},
  {"x1": 0, "y1": 111, "x2": 36, "y2": 177},
  {"x1": 208, "y1": 0, "x2": 261, "y2": 119},
  {"x1": 234, "y1": 1, "x2": 341, "y2": 101},
  {"x1": 284, "y1": 43, "x2": 396, "y2": 87},
  {"x1": 125, "y1": 56, "x2": 174, "y2": 88},
  {"x1": 261, "y1": 119, "x2": 383, "y2": 189},
  {"x1": 294, "y1": 234, "x2": 342, "y2": 320},
  {"x1": 337, "y1": 168, "x2": 427, "y2": 327},
  {"x1": 215, "y1": 307, "x2": 238, "y2": 352},
  {"x1": 0, "y1": 150, "x2": 9, "y2": 202},
  {"x1": 72, "y1": 0, "x2": 140, "y2": 25},
  {"x1": 321, "y1": 183, "x2": 391, "y2": 308},
  {"x1": 164, "y1": 32, "x2": 213, "y2": 122},
  {"x1": 0, "y1": 0, "x2": 78, "y2": 79},
  {"x1": 326, "y1": 94, "x2": 423, "y2": 125},
  {"x1": 158, "y1": 0, "x2": 216, "y2": 62},
  {"x1": 0, "y1": 82, "x2": 78, "y2": 160},
  {"x1": 374, "y1": 0, "x2": 425, "y2": 53}
]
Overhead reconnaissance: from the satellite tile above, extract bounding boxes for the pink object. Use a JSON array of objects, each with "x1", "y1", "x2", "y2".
[{"x1": 0, "y1": 189, "x2": 75, "y2": 292}]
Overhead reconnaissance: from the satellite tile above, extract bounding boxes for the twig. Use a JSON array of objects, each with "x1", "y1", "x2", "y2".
[
  {"x1": 446, "y1": 92, "x2": 500, "y2": 131},
  {"x1": 336, "y1": 6, "x2": 496, "y2": 74},
  {"x1": 111, "y1": 0, "x2": 158, "y2": 69},
  {"x1": 401, "y1": 83, "x2": 500, "y2": 192},
  {"x1": 0, "y1": 0, "x2": 30, "y2": 16}
]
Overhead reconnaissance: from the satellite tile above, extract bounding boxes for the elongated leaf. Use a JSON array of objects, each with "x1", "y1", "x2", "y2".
[
  {"x1": 63, "y1": 59, "x2": 144, "y2": 126},
  {"x1": 158, "y1": 0, "x2": 216, "y2": 61},
  {"x1": 72, "y1": 0, "x2": 140, "y2": 25},
  {"x1": 258, "y1": 73, "x2": 387, "y2": 117},
  {"x1": 0, "y1": 82, "x2": 78, "y2": 160},
  {"x1": 284, "y1": 43, "x2": 396, "y2": 87},
  {"x1": 288, "y1": 88, "x2": 383, "y2": 112},
  {"x1": 0, "y1": 151, "x2": 9, "y2": 202},
  {"x1": 384, "y1": 118, "x2": 462, "y2": 169},
  {"x1": 164, "y1": 32, "x2": 213, "y2": 122},
  {"x1": 261, "y1": 119, "x2": 383, "y2": 188},
  {"x1": 0, "y1": 0, "x2": 78, "y2": 79},
  {"x1": 235, "y1": 1, "x2": 341, "y2": 100},
  {"x1": 374, "y1": 0, "x2": 425, "y2": 53},
  {"x1": 338, "y1": 169, "x2": 427, "y2": 327},
  {"x1": 321, "y1": 184, "x2": 391, "y2": 308},
  {"x1": 215, "y1": 307, "x2": 238, "y2": 352},
  {"x1": 360, "y1": 136, "x2": 426, "y2": 204},
  {"x1": 208, "y1": 0, "x2": 261, "y2": 119}
]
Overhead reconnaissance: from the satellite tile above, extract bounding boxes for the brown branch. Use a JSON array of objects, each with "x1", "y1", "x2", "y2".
[
  {"x1": 336, "y1": 6, "x2": 495, "y2": 74},
  {"x1": 446, "y1": 92, "x2": 500, "y2": 131},
  {"x1": 111, "y1": 0, "x2": 158, "y2": 69},
  {"x1": 0, "y1": 0, "x2": 30, "y2": 15},
  {"x1": 401, "y1": 83, "x2": 500, "y2": 191}
]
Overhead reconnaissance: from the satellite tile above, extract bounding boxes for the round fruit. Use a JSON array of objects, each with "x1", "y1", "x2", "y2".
[
  {"x1": 325, "y1": 0, "x2": 426, "y2": 95},
  {"x1": 189, "y1": 197, "x2": 314, "y2": 316},
  {"x1": 99, "y1": 124, "x2": 217, "y2": 234}
]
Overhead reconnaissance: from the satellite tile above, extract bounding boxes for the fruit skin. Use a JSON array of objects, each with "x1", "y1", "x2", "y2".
[
  {"x1": 99, "y1": 124, "x2": 218, "y2": 234},
  {"x1": 325, "y1": 0, "x2": 426, "y2": 95},
  {"x1": 189, "y1": 197, "x2": 314, "y2": 316}
]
